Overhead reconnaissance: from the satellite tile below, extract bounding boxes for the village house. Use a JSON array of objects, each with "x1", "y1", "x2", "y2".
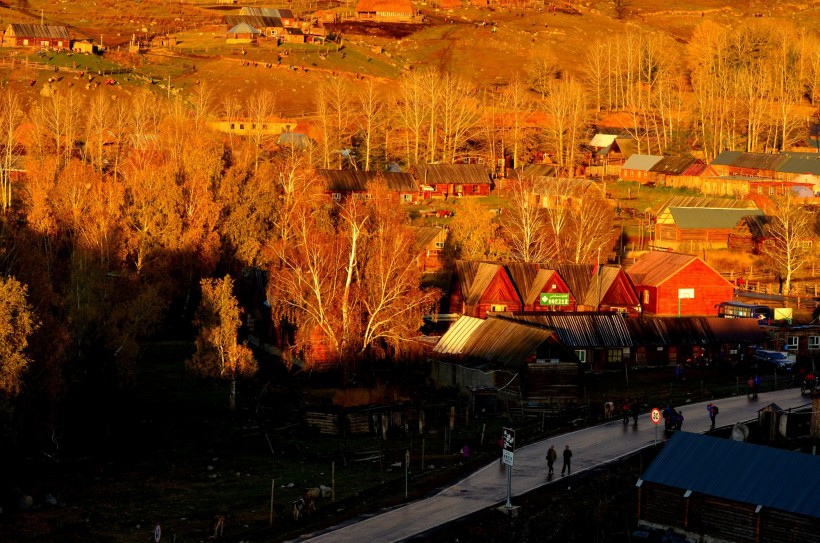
[
  {"x1": 530, "y1": 177, "x2": 605, "y2": 210},
  {"x1": 210, "y1": 118, "x2": 297, "y2": 137},
  {"x1": 554, "y1": 263, "x2": 642, "y2": 316},
  {"x1": 448, "y1": 261, "x2": 522, "y2": 317},
  {"x1": 767, "y1": 325, "x2": 820, "y2": 366},
  {"x1": 626, "y1": 251, "x2": 734, "y2": 317},
  {"x1": 414, "y1": 163, "x2": 492, "y2": 200},
  {"x1": 619, "y1": 154, "x2": 663, "y2": 183},
  {"x1": 225, "y1": 15, "x2": 283, "y2": 39},
  {"x1": 648, "y1": 156, "x2": 707, "y2": 186},
  {"x1": 431, "y1": 315, "x2": 582, "y2": 406},
  {"x1": 355, "y1": 0, "x2": 416, "y2": 21},
  {"x1": 504, "y1": 262, "x2": 576, "y2": 312},
  {"x1": 226, "y1": 22, "x2": 261, "y2": 43},
  {"x1": 4, "y1": 24, "x2": 70, "y2": 49},
  {"x1": 588, "y1": 131, "x2": 636, "y2": 169},
  {"x1": 636, "y1": 432, "x2": 820, "y2": 543},
  {"x1": 316, "y1": 169, "x2": 419, "y2": 203},
  {"x1": 239, "y1": 7, "x2": 297, "y2": 27},
  {"x1": 415, "y1": 226, "x2": 448, "y2": 274},
  {"x1": 708, "y1": 150, "x2": 743, "y2": 176},
  {"x1": 652, "y1": 196, "x2": 762, "y2": 250}
]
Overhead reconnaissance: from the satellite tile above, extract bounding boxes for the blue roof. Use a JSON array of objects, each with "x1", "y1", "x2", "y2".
[{"x1": 640, "y1": 432, "x2": 820, "y2": 518}]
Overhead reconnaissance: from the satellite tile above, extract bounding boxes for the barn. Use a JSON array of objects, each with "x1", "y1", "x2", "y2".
[
  {"x1": 626, "y1": 251, "x2": 734, "y2": 317},
  {"x1": 4, "y1": 24, "x2": 70, "y2": 50},
  {"x1": 504, "y1": 262, "x2": 576, "y2": 312},
  {"x1": 355, "y1": 0, "x2": 415, "y2": 21},
  {"x1": 653, "y1": 196, "x2": 762, "y2": 250},
  {"x1": 636, "y1": 432, "x2": 820, "y2": 543},
  {"x1": 316, "y1": 169, "x2": 419, "y2": 203}
]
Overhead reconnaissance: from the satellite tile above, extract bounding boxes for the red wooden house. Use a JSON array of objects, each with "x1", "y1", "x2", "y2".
[
  {"x1": 504, "y1": 262, "x2": 576, "y2": 312},
  {"x1": 556, "y1": 263, "x2": 642, "y2": 316},
  {"x1": 448, "y1": 261, "x2": 522, "y2": 317},
  {"x1": 627, "y1": 251, "x2": 734, "y2": 316},
  {"x1": 4, "y1": 24, "x2": 70, "y2": 49},
  {"x1": 415, "y1": 164, "x2": 491, "y2": 200},
  {"x1": 415, "y1": 226, "x2": 447, "y2": 273},
  {"x1": 317, "y1": 169, "x2": 419, "y2": 203}
]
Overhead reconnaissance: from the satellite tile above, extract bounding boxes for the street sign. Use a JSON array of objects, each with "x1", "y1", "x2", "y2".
[
  {"x1": 501, "y1": 427, "x2": 515, "y2": 467},
  {"x1": 540, "y1": 292, "x2": 570, "y2": 306},
  {"x1": 154, "y1": 524, "x2": 161, "y2": 542},
  {"x1": 650, "y1": 408, "x2": 661, "y2": 425}
]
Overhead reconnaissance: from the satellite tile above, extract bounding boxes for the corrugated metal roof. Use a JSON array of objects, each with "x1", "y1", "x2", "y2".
[
  {"x1": 497, "y1": 312, "x2": 633, "y2": 348},
  {"x1": 239, "y1": 7, "x2": 294, "y2": 18},
  {"x1": 649, "y1": 156, "x2": 698, "y2": 175},
  {"x1": 454, "y1": 261, "x2": 504, "y2": 307},
  {"x1": 627, "y1": 251, "x2": 699, "y2": 287},
  {"x1": 417, "y1": 164, "x2": 491, "y2": 185},
  {"x1": 415, "y1": 226, "x2": 446, "y2": 250},
  {"x1": 641, "y1": 432, "x2": 820, "y2": 518},
  {"x1": 624, "y1": 316, "x2": 714, "y2": 345},
  {"x1": 227, "y1": 22, "x2": 261, "y2": 34},
  {"x1": 7, "y1": 24, "x2": 70, "y2": 39},
  {"x1": 706, "y1": 317, "x2": 766, "y2": 342},
  {"x1": 709, "y1": 150, "x2": 743, "y2": 166},
  {"x1": 226, "y1": 16, "x2": 282, "y2": 28},
  {"x1": 507, "y1": 164, "x2": 557, "y2": 179},
  {"x1": 669, "y1": 207, "x2": 764, "y2": 229},
  {"x1": 460, "y1": 317, "x2": 557, "y2": 368},
  {"x1": 655, "y1": 196, "x2": 757, "y2": 214},
  {"x1": 621, "y1": 154, "x2": 664, "y2": 171},
  {"x1": 434, "y1": 316, "x2": 484, "y2": 354},
  {"x1": 731, "y1": 152, "x2": 788, "y2": 171},
  {"x1": 317, "y1": 169, "x2": 418, "y2": 193},
  {"x1": 776, "y1": 155, "x2": 820, "y2": 175}
]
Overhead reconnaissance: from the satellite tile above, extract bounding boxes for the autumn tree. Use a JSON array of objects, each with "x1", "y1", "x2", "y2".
[
  {"x1": 566, "y1": 195, "x2": 617, "y2": 264},
  {"x1": 761, "y1": 194, "x2": 814, "y2": 295},
  {"x1": 188, "y1": 275, "x2": 256, "y2": 411},
  {"x1": 447, "y1": 198, "x2": 507, "y2": 260},
  {"x1": 0, "y1": 89, "x2": 23, "y2": 213},
  {"x1": 355, "y1": 79, "x2": 385, "y2": 171},
  {"x1": 541, "y1": 78, "x2": 587, "y2": 176},
  {"x1": 502, "y1": 175, "x2": 549, "y2": 262},
  {"x1": 0, "y1": 276, "x2": 38, "y2": 396}
]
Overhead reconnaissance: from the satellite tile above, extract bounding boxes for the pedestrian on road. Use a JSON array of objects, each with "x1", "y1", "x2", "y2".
[
  {"x1": 630, "y1": 399, "x2": 640, "y2": 425},
  {"x1": 707, "y1": 402, "x2": 718, "y2": 430},
  {"x1": 546, "y1": 445, "x2": 557, "y2": 475},
  {"x1": 561, "y1": 445, "x2": 572, "y2": 475}
]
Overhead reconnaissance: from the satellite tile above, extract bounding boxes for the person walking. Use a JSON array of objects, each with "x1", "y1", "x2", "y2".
[
  {"x1": 630, "y1": 399, "x2": 640, "y2": 425},
  {"x1": 546, "y1": 445, "x2": 557, "y2": 475},
  {"x1": 561, "y1": 445, "x2": 572, "y2": 476},
  {"x1": 707, "y1": 402, "x2": 718, "y2": 430}
]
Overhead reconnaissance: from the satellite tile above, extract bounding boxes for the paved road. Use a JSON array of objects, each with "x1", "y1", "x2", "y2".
[{"x1": 294, "y1": 389, "x2": 810, "y2": 543}]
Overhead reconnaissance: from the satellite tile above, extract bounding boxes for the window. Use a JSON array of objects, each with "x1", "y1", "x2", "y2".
[
  {"x1": 489, "y1": 304, "x2": 506, "y2": 312},
  {"x1": 769, "y1": 186, "x2": 775, "y2": 195},
  {"x1": 809, "y1": 336, "x2": 819, "y2": 350},
  {"x1": 800, "y1": 240, "x2": 813, "y2": 249},
  {"x1": 230, "y1": 123, "x2": 235, "y2": 130},
  {"x1": 786, "y1": 336, "x2": 798, "y2": 350},
  {"x1": 575, "y1": 350, "x2": 586, "y2": 364},
  {"x1": 332, "y1": 193, "x2": 341, "y2": 201},
  {"x1": 401, "y1": 194, "x2": 413, "y2": 202},
  {"x1": 607, "y1": 349, "x2": 623, "y2": 363},
  {"x1": 239, "y1": 124, "x2": 245, "y2": 130},
  {"x1": 757, "y1": 186, "x2": 763, "y2": 194},
  {"x1": 435, "y1": 241, "x2": 445, "y2": 249}
]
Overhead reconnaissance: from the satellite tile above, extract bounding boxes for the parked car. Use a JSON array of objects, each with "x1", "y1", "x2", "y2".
[{"x1": 752, "y1": 349, "x2": 796, "y2": 371}]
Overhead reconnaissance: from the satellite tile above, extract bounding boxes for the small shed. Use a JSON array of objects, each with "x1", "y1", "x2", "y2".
[{"x1": 626, "y1": 251, "x2": 734, "y2": 316}]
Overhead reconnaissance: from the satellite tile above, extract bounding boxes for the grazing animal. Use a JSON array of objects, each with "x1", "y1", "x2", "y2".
[
  {"x1": 604, "y1": 402, "x2": 615, "y2": 420},
  {"x1": 292, "y1": 494, "x2": 316, "y2": 521}
]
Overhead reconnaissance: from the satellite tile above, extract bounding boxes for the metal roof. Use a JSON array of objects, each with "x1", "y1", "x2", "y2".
[
  {"x1": 731, "y1": 152, "x2": 788, "y2": 171},
  {"x1": 227, "y1": 22, "x2": 261, "y2": 34},
  {"x1": 589, "y1": 134, "x2": 618, "y2": 148},
  {"x1": 776, "y1": 155, "x2": 820, "y2": 175},
  {"x1": 706, "y1": 317, "x2": 766, "y2": 342},
  {"x1": 7, "y1": 24, "x2": 70, "y2": 39},
  {"x1": 454, "y1": 261, "x2": 505, "y2": 307},
  {"x1": 668, "y1": 207, "x2": 764, "y2": 229},
  {"x1": 239, "y1": 7, "x2": 294, "y2": 18},
  {"x1": 623, "y1": 316, "x2": 765, "y2": 346},
  {"x1": 433, "y1": 316, "x2": 484, "y2": 354},
  {"x1": 640, "y1": 432, "x2": 820, "y2": 518},
  {"x1": 416, "y1": 164, "x2": 491, "y2": 185},
  {"x1": 497, "y1": 312, "x2": 633, "y2": 348},
  {"x1": 627, "y1": 251, "x2": 699, "y2": 287},
  {"x1": 621, "y1": 154, "x2": 664, "y2": 171},
  {"x1": 317, "y1": 169, "x2": 418, "y2": 193},
  {"x1": 649, "y1": 156, "x2": 698, "y2": 175},
  {"x1": 226, "y1": 16, "x2": 283, "y2": 28},
  {"x1": 507, "y1": 164, "x2": 556, "y2": 179},
  {"x1": 709, "y1": 150, "x2": 743, "y2": 166},
  {"x1": 655, "y1": 195, "x2": 757, "y2": 214}
]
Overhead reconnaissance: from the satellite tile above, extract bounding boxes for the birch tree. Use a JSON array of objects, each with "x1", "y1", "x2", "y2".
[
  {"x1": 541, "y1": 79, "x2": 587, "y2": 176},
  {"x1": 0, "y1": 89, "x2": 22, "y2": 213},
  {"x1": 761, "y1": 194, "x2": 813, "y2": 295},
  {"x1": 0, "y1": 276, "x2": 38, "y2": 396},
  {"x1": 502, "y1": 175, "x2": 549, "y2": 262}
]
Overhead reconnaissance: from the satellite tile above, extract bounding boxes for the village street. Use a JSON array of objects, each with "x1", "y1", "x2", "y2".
[{"x1": 293, "y1": 388, "x2": 810, "y2": 543}]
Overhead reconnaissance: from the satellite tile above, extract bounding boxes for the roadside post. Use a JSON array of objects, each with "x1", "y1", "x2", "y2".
[
  {"x1": 502, "y1": 427, "x2": 515, "y2": 509},
  {"x1": 651, "y1": 408, "x2": 661, "y2": 445}
]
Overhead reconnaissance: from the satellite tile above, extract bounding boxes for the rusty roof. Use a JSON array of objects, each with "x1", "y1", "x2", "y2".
[
  {"x1": 416, "y1": 163, "x2": 491, "y2": 185},
  {"x1": 317, "y1": 169, "x2": 418, "y2": 193},
  {"x1": 626, "y1": 251, "x2": 700, "y2": 287},
  {"x1": 7, "y1": 24, "x2": 70, "y2": 39},
  {"x1": 649, "y1": 156, "x2": 698, "y2": 175}
]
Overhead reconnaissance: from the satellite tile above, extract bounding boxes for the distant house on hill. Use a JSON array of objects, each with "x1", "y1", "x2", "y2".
[
  {"x1": 626, "y1": 251, "x2": 734, "y2": 316},
  {"x1": 415, "y1": 163, "x2": 491, "y2": 199},
  {"x1": 620, "y1": 154, "x2": 663, "y2": 183},
  {"x1": 588, "y1": 132, "x2": 636, "y2": 168},
  {"x1": 226, "y1": 22, "x2": 261, "y2": 43},
  {"x1": 239, "y1": 7, "x2": 296, "y2": 26},
  {"x1": 4, "y1": 24, "x2": 70, "y2": 49},
  {"x1": 316, "y1": 169, "x2": 419, "y2": 203},
  {"x1": 653, "y1": 196, "x2": 762, "y2": 249},
  {"x1": 225, "y1": 15, "x2": 283, "y2": 38},
  {"x1": 355, "y1": 0, "x2": 415, "y2": 21}
]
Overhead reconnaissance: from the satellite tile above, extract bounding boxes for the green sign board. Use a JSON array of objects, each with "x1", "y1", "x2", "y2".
[{"x1": 539, "y1": 292, "x2": 570, "y2": 306}]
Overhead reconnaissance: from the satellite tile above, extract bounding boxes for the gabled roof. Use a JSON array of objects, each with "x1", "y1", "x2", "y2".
[
  {"x1": 434, "y1": 316, "x2": 561, "y2": 368},
  {"x1": 776, "y1": 155, "x2": 820, "y2": 175},
  {"x1": 226, "y1": 15, "x2": 283, "y2": 28},
  {"x1": 239, "y1": 7, "x2": 294, "y2": 18},
  {"x1": 277, "y1": 132, "x2": 311, "y2": 148},
  {"x1": 227, "y1": 22, "x2": 261, "y2": 34},
  {"x1": 454, "y1": 261, "x2": 505, "y2": 307},
  {"x1": 655, "y1": 195, "x2": 757, "y2": 214},
  {"x1": 627, "y1": 251, "x2": 699, "y2": 287},
  {"x1": 7, "y1": 24, "x2": 70, "y2": 39},
  {"x1": 356, "y1": 0, "x2": 414, "y2": 13},
  {"x1": 415, "y1": 226, "x2": 446, "y2": 250},
  {"x1": 709, "y1": 150, "x2": 743, "y2": 166},
  {"x1": 317, "y1": 169, "x2": 418, "y2": 193},
  {"x1": 731, "y1": 152, "x2": 788, "y2": 171},
  {"x1": 649, "y1": 156, "x2": 698, "y2": 175},
  {"x1": 416, "y1": 164, "x2": 491, "y2": 185},
  {"x1": 507, "y1": 164, "x2": 556, "y2": 179},
  {"x1": 668, "y1": 207, "x2": 765, "y2": 229},
  {"x1": 640, "y1": 432, "x2": 820, "y2": 518},
  {"x1": 553, "y1": 264, "x2": 626, "y2": 308},
  {"x1": 496, "y1": 312, "x2": 632, "y2": 348},
  {"x1": 621, "y1": 154, "x2": 664, "y2": 171},
  {"x1": 589, "y1": 133, "x2": 618, "y2": 148}
]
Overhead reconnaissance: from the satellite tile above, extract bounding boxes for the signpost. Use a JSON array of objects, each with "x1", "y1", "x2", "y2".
[
  {"x1": 650, "y1": 407, "x2": 661, "y2": 445},
  {"x1": 677, "y1": 288, "x2": 694, "y2": 318},
  {"x1": 539, "y1": 292, "x2": 570, "y2": 306},
  {"x1": 502, "y1": 427, "x2": 515, "y2": 509}
]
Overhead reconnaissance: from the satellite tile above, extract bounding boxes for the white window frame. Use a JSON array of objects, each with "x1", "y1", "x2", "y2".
[
  {"x1": 808, "y1": 336, "x2": 819, "y2": 350},
  {"x1": 575, "y1": 350, "x2": 586, "y2": 364},
  {"x1": 785, "y1": 336, "x2": 798, "y2": 350}
]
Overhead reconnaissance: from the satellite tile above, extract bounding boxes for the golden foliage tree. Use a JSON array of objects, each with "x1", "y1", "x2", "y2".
[{"x1": 0, "y1": 276, "x2": 38, "y2": 396}]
